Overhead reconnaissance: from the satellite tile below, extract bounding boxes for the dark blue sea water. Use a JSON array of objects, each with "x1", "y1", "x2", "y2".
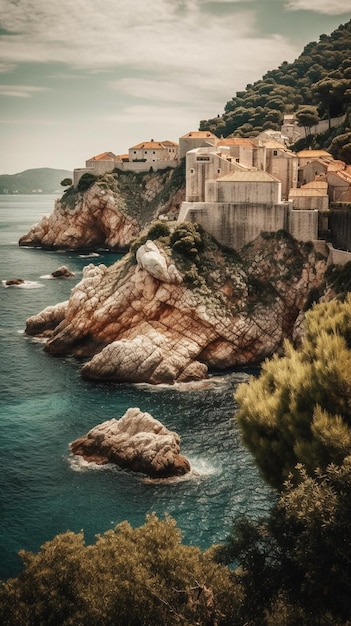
[{"x1": 0, "y1": 195, "x2": 273, "y2": 580}]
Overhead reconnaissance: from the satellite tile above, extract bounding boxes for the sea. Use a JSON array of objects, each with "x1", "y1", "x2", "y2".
[{"x1": 0, "y1": 194, "x2": 273, "y2": 580}]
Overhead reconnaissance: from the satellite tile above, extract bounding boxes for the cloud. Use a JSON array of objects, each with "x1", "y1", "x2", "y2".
[
  {"x1": 285, "y1": 0, "x2": 351, "y2": 14},
  {"x1": 0, "y1": 0, "x2": 298, "y2": 90},
  {"x1": 0, "y1": 84, "x2": 49, "y2": 97}
]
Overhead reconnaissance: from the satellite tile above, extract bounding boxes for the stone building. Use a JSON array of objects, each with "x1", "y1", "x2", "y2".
[
  {"x1": 252, "y1": 135, "x2": 298, "y2": 200},
  {"x1": 179, "y1": 131, "x2": 217, "y2": 160},
  {"x1": 128, "y1": 140, "x2": 178, "y2": 163}
]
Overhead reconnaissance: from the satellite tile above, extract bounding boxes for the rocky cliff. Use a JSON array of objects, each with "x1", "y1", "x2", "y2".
[
  {"x1": 25, "y1": 224, "x2": 328, "y2": 384},
  {"x1": 18, "y1": 165, "x2": 185, "y2": 251}
]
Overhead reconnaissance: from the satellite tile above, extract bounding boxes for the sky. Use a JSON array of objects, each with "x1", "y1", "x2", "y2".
[{"x1": 0, "y1": 0, "x2": 351, "y2": 174}]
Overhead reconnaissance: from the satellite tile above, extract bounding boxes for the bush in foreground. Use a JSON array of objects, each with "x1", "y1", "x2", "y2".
[{"x1": 0, "y1": 514, "x2": 242, "y2": 626}]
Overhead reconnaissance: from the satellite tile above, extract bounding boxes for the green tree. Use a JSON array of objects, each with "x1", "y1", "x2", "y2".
[
  {"x1": 215, "y1": 461, "x2": 351, "y2": 625},
  {"x1": 330, "y1": 131, "x2": 351, "y2": 163},
  {"x1": 0, "y1": 514, "x2": 242, "y2": 626},
  {"x1": 296, "y1": 106, "x2": 319, "y2": 139},
  {"x1": 60, "y1": 177, "x2": 73, "y2": 187},
  {"x1": 235, "y1": 295, "x2": 351, "y2": 489}
]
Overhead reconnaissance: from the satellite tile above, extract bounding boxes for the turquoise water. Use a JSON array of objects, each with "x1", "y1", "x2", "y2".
[{"x1": 0, "y1": 195, "x2": 273, "y2": 580}]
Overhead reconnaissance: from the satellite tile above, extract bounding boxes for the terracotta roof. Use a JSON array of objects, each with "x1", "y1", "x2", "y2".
[
  {"x1": 116, "y1": 154, "x2": 129, "y2": 161},
  {"x1": 297, "y1": 150, "x2": 332, "y2": 158},
  {"x1": 87, "y1": 151, "x2": 116, "y2": 161},
  {"x1": 302, "y1": 181, "x2": 328, "y2": 190},
  {"x1": 180, "y1": 131, "x2": 217, "y2": 139},
  {"x1": 218, "y1": 170, "x2": 280, "y2": 183},
  {"x1": 161, "y1": 140, "x2": 179, "y2": 147},
  {"x1": 289, "y1": 188, "x2": 327, "y2": 197},
  {"x1": 327, "y1": 160, "x2": 346, "y2": 172},
  {"x1": 130, "y1": 141, "x2": 167, "y2": 150},
  {"x1": 328, "y1": 170, "x2": 351, "y2": 183}
]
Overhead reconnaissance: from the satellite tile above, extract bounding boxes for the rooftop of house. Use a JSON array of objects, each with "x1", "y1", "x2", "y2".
[
  {"x1": 289, "y1": 188, "x2": 327, "y2": 197},
  {"x1": 130, "y1": 141, "x2": 169, "y2": 150},
  {"x1": 327, "y1": 169, "x2": 351, "y2": 183},
  {"x1": 327, "y1": 160, "x2": 347, "y2": 172},
  {"x1": 301, "y1": 181, "x2": 328, "y2": 190},
  {"x1": 180, "y1": 131, "x2": 217, "y2": 139},
  {"x1": 297, "y1": 149, "x2": 332, "y2": 159},
  {"x1": 217, "y1": 170, "x2": 280, "y2": 183},
  {"x1": 87, "y1": 151, "x2": 116, "y2": 161}
]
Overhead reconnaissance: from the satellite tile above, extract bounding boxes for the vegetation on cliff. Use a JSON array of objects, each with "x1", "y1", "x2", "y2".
[
  {"x1": 200, "y1": 19, "x2": 351, "y2": 159},
  {"x1": 60, "y1": 162, "x2": 185, "y2": 228}
]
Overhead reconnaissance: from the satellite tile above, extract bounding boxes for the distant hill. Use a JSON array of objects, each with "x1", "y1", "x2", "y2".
[{"x1": 0, "y1": 168, "x2": 73, "y2": 194}]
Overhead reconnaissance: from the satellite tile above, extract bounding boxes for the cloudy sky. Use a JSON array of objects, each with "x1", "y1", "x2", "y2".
[{"x1": 0, "y1": 0, "x2": 350, "y2": 174}]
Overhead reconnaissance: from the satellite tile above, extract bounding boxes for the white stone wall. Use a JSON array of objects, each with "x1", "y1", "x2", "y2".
[
  {"x1": 327, "y1": 243, "x2": 351, "y2": 265},
  {"x1": 206, "y1": 179, "x2": 281, "y2": 205},
  {"x1": 129, "y1": 146, "x2": 170, "y2": 162},
  {"x1": 289, "y1": 195, "x2": 329, "y2": 211},
  {"x1": 178, "y1": 201, "x2": 289, "y2": 250},
  {"x1": 288, "y1": 210, "x2": 319, "y2": 241},
  {"x1": 73, "y1": 160, "x2": 178, "y2": 187}
]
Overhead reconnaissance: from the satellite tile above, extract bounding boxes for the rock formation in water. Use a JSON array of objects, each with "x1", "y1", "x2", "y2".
[
  {"x1": 51, "y1": 265, "x2": 75, "y2": 278},
  {"x1": 70, "y1": 407, "x2": 190, "y2": 478},
  {"x1": 18, "y1": 166, "x2": 185, "y2": 251},
  {"x1": 25, "y1": 223, "x2": 329, "y2": 384}
]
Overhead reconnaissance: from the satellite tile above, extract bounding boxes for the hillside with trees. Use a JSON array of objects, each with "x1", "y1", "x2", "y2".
[{"x1": 200, "y1": 19, "x2": 351, "y2": 160}]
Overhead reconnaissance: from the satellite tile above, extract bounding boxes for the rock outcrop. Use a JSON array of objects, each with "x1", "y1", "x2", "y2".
[
  {"x1": 18, "y1": 165, "x2": 185, "y2": 251},
  {"x1": 70, "y1": 407, "x2": 190, "y2": 478},
  {"x1": 51, "y1": 266, "x2": 75, "y2": 278},
  {"x1": 25, "y1": 225, "x2": 328, "y2": 384},
  {"x1": 19, "y1": 182, "x2": 139, "y2": 251}
]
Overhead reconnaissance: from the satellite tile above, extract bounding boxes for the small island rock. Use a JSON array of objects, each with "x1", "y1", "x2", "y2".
[
  {"x1": 51, "y1": 265, "x2": 75, "y2": 278},
  {"x1": 5, "y1": 278, "x2": 25, "y2": 286},
  {"x1": 70, "y1": 407, "x2": 191, "y2": 478}
]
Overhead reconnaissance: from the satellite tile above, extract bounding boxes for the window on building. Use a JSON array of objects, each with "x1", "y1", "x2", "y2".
[
  {"x1": 217, "y1": 169, "x2": 221, "y2": 174},
  {"x1": 273, "y1": 150, "x2": 278, "y2": 156},
  {"x1": 190, "y1": 168, "x2": 194, "y2": 173}
]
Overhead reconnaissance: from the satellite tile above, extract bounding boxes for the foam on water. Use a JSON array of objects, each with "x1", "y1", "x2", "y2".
[{"x1": 2, "y1": 279, "x2": 44, "y2": 288}]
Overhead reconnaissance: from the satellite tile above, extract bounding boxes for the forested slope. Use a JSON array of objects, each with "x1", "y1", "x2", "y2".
[{"x1": 200, "y1": 18, "x2": 351, "y2": 157}]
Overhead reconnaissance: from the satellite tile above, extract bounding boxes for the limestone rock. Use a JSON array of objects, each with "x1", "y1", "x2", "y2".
[
  {"x1": 70, "y1": 407, "x2": 191, "y2": 478},
  {"x1": 24, "y1": 231, "x2": 329, "y2": 383},
  {"x1": 136, "y1": 240, "x2": 182, "y2": 284},
  {"x1": 18, "y1": 183, "x2": 139, "y2": 251}
]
